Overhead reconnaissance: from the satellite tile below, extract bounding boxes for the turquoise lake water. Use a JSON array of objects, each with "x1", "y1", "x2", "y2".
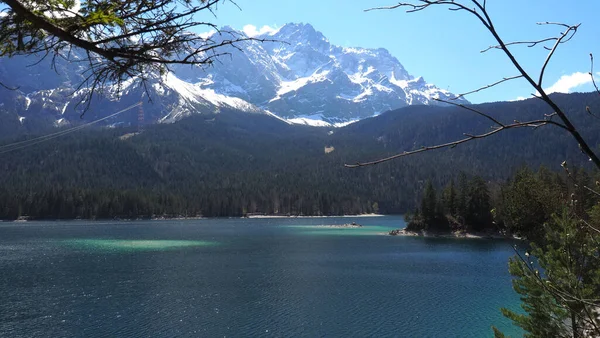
[{"x1": 0, "y1": 216, "x2": 523, "y2": 337}]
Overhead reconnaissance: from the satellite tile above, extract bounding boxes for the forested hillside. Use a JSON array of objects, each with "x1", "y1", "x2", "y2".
[{"x1": 1, "y1": 92, "x2": 599, "y2": 219}]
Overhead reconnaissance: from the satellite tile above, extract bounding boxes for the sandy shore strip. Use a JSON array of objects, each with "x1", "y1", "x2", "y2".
[
  {"x1": 244, "y1": 214, "x2": 385, "y2": 219},
  {"x1": 389, "y1": 228, "x2": 519, "y2": 240}
]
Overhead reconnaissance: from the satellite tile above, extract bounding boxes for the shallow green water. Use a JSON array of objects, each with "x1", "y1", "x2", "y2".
[
  {"x1": 62, "y1": 239, "x2": 216, "y2": 252},
  {"x1": 286, "y1": 224, "x2": 394, "y2": 236}
]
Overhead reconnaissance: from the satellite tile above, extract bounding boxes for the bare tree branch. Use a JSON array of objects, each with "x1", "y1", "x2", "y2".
[
  {"x1": 435, "y1": 98, "x2": 506, "y2": 126},
  {"x1": 355, "y1": 1, "x2": 600, "y2": 170},
  {"x1": 480, "y1": 21, "x2": 577, "y2": 53},
  {"x1": 0, "y1": 0, "x2": 281, "y2": 113},
  {"x1": 538, "y1": 24, "x2": 580, "y2": 87},
  {"x1": 582, "y1": 219, "x2": 600, "y2": 235},
  {"x1": 451, "y1": 75, "x2": 523, "y2": 100},
  {"x1": 561, "y1": 161, "x2": 600, "y2": 198},
  {"x1": 0, "y1": 80, "x2": 20, "y2": 90},
  {"x1": 590, "y1": 53, "x2": 600, "y2": 96},
  {"x1": 480, "y1": 36, "x2": 572, "y2": 53},
  {"x1": 345, "y1": 118, "x2": 563, "y2": 168}
]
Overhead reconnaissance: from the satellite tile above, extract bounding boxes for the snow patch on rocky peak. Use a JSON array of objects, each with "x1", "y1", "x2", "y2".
[{"x1": 185, "y1": 22, "x2": 468, "y2": 123}]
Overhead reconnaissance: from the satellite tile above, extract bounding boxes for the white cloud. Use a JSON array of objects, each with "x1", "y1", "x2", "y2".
[
  {"x1": 511, "y1": 71, "x2": 599, "y2": 102},
  {"x1": 242, "y1": 24, "x2": 278, "y2": 37},
  {"x1": 511, "y1": 96, "x2": 528, "y2": 102},
  {"x1": 544, "y1": 72, "x2": 593, "y2": 94},
  {"x1": 198, "y1": 30, "x2": 216, "y2": 39}
]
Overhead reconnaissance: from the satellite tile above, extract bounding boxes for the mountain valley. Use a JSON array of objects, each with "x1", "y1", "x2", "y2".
[{"x1": 1, "y1": 91, "x2": 598, "y2": 219}]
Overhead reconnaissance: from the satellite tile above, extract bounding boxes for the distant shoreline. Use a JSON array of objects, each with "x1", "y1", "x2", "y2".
[
  {"x1": 389, "y1": 228, "x2": 520, "y2": 240},
  {"x1": 3, "y1": 214, "x2": 388, "y2": 223},
  {"x1": 244, "y1": 213, "x2": 385, "y2": 219}
]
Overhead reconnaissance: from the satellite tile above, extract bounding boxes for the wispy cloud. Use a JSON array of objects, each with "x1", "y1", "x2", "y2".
[
  {"x1": 511, "y1": 96, "x2": 528, "y2": 102},
  {"x1": 198, "y1": 30, "x2": 216, "y2": 39},
  {"x1": 242, "y1": 24, "x2": 278, "y2": 37},
  {"x1": 511, "y1": 71, "x2": 598, "y2": 101},
  {"x1": 544, "y1": 72, "x2": 594, "y2": 94}
]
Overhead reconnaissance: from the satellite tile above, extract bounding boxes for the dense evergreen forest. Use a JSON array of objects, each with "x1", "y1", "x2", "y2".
[
  {"x1": 404, "y1": 167, "x2": 599, "y2": 241},
  {"x1": 1, "y1": 92, "x2": 600, "y2": 220}
]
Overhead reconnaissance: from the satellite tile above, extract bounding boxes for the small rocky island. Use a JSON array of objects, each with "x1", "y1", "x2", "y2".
[
  {"x1": 389, "y1": 177, "x2": 509, "y2": 239},
  {"x1": 388, "y1": 228, "x2": 509, "y2": 239},
  {"x1": 323, "y1": 222, "x2": 362, "y2": 228}
]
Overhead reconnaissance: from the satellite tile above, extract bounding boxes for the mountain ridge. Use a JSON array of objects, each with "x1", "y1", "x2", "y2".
[
  {"x1": 0, "y1": 22, "x2": 467, "y2": 129},
  {"x1": 189, "y1": 22, "x2": 468, "y2": 123},
  {"x1": 1, "y1": 91, "x2": 598, "y2": 219}
]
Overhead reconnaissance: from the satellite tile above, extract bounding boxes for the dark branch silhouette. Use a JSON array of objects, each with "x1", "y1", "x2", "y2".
[
  {"x1": 591, "y1": 53, "x2": 600, "y2": 96},
  {"x1": 345, "y1": 116, "x2": 567, "y2": 168},
  {"x1": 359, "y1": 3, "x2": 600, "y2": 334},
  {"x1": 451, "y1": 75, "x2": 523, "y2": 101},
  {"x1": 353, "y1": 0, "x2": 600, "y2": 170},
  {"x1": 0, "y1": 0, "x2": 278, "y2": 111}
]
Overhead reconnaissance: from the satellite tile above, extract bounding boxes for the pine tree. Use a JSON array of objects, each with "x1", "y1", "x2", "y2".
[
  {"x1": 494, "y1": 210, "x2": 600, "y2": 337},
  {"x1": 421, "y1": 180, "x2": 437, "y2": 228},
  {"x1": 456, "y1": 172, "x2": 468, "y2": 224},
  {"x1": 442, "y1": 179, "x2": 456, "y2": 217},
  {"x1": 465, "y1": 176, "x2": 492, "y2": 232}
]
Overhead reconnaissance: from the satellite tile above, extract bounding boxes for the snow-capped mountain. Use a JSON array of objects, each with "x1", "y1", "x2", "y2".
[
  {"x1": 0, "y1": 22, "x2": 466, "y2": 128},
  {"x1": 172, "y1": 23, "x2": 467, "y2": 124},
  {"x1": 0, "y1": 53, "x2": 264, "y2": 127}
]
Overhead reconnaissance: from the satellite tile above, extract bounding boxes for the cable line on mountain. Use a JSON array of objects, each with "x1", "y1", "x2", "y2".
[{"x1": 0, "y1": 102, "x2": 142, "y2": 154}]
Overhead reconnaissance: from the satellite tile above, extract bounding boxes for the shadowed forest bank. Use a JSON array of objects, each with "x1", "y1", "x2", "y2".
[
  {"x1": 397, "y1": 167, "x2": 599, "y2": 242},
  {"x1": 1, "y1": 92, "x2": 600, "y2": 220}
]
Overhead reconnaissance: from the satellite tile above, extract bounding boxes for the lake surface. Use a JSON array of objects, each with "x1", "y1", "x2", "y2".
[{"x1": 0, "y1": 216, "x2": 523, "y2": 337}]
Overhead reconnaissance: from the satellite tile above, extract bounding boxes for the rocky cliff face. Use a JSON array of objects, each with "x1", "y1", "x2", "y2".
[
  {"x1": 0, "y1": 22, "x2": 466, "y2": 128},
  {"x1": 177, "y1": 23, "x2": 467, "y2": 124}
]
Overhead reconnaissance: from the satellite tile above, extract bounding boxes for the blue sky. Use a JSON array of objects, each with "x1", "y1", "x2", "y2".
[{"x1": 200, "y1": 0, "x2": 600, "y2": 104}]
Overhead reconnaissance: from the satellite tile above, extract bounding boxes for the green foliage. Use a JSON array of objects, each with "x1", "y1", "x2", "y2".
[
  {"x1": 405, "y1": 163, "x2": 600, "y2": 240},
  {"x1": 0, "y1": 112, "x2": 405, "y2": 219},
  {"x1": 465, "y1": 176, "x2": 493, "y2": 232},
  {"x1": 0, "y1": 0, "x2": 250, "y2": 98},
  {"x1": 494, "y1": 166, "x2": 598, "y2": 242},
  {"x1": 79, "y1": 9, "x2": 124, "y2": 27},
  {"x1": 441, "y1": 179, "x2": 456, "y2": 216},
  {"x1": 2, "y1": 92, "x2": 600, "y2": 220},
  {"x1": 494, "y1": 210, "x2": 600, "y2": 337},
  {"x1": 492, "y1": 326, "x2": 508, "y2": 338},
  {"x1": 407, "y1": 174, "x2": 493, "y2": 233},
  {"x1": 421, "y1": 180, "x2": 438, "y2": 225},
  {"x1": 456, "y1": 172, "x2": 469, "y2": 223}
]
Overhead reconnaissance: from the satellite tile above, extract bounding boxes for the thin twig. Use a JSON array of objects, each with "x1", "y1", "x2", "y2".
[
  {"x1": 481, "y1": 38, "x2": 560, "y2": 53},
  {"x1": 590, "y1": 53, "x2": 600, "y2": 96},
  {"x1": 0, "y1": 0, "x2": 280, "y2": 115},
  {"x1": 345, "y1": 119, "x2": 560, "y2": 168},
  {"x1": 562, "y1": 166, "x2": 600, "y2": 198},
  {"x1": 581, "y1": 219, "x2": 600, "y2": 235},
  {"x1": 434, "y1": 98, "x2": 506, "y2": 126},
  {"x1": 585, "y1": 106, "x2": 600, "y2": 121},
  {"x1": 451, "y1": 75, "x2": 523, "y2": 100},
  {"x1": 538, "y1": 24, "x2": 580, "y2": 87},
  {"x1": 362, "y1": 1, "x2": 600, "y2": 170},
  {"x1": 0, "y1": 80, "x2": 19, "y2": 90}
]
